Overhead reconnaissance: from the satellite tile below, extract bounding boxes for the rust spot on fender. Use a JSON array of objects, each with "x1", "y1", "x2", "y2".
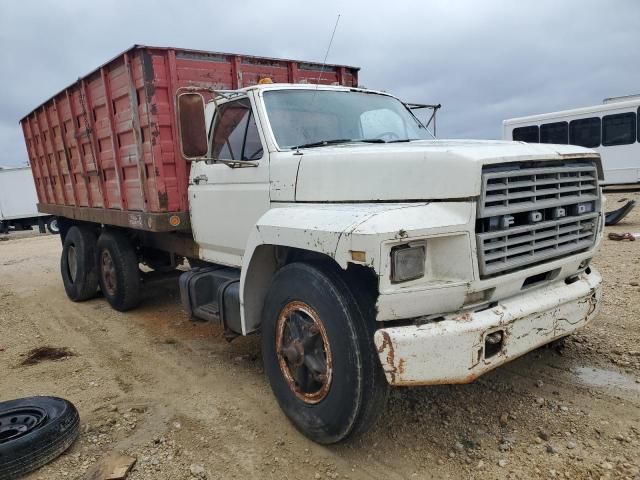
[
  {"x1": 377, "y1": 330, "x2": 392, "y2": 354},
  {"x1": 377, "y1": 331, "x2": 403, "y2": 383},
  {"x1": 396, "y1": 229, "x2": 408, "y2": 239},
  {"x1": 397, "y1": 358, "x2": 406, "y2": 375},
  {"x1": 396, "y1": 371, "x2": 483, "y2": 387},
  {"x1": 455, "y1": 312, "x2": 473, "y2": 322},
  {"x1": 587, "y1": 289, "x2": 598, "y2": 316}
]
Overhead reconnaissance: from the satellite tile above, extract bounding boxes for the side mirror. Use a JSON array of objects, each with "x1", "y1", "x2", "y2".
[{"x1": 177, "y1": 93, "x2": 208, "y2": 159}]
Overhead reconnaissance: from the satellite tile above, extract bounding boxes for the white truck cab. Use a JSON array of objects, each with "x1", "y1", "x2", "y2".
[{"x1": 178, "y1": 83, "x2": 604, "y2": 443}]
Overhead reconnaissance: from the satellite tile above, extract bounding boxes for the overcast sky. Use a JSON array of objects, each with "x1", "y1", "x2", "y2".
[{"x1": 1, "y1": 0, "x2": 638, "y2": 166}]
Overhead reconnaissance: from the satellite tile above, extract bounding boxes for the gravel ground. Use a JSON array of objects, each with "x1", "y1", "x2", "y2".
[{"x1": 1, "y1": 190, "x2": 639, "y2": 480}]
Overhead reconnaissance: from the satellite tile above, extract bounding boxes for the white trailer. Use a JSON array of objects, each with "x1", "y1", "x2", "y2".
[
  {"x1": 503, "y1": 95, "x2": 640, "y2": 185},
  {"x1": 0, "y1": 166, "x2": 58, "y2": 234}
]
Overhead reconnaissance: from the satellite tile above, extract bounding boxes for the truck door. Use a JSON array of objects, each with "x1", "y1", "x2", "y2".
[{"x1": 188, "y1": 94, "x2": 270, "y2": 266}]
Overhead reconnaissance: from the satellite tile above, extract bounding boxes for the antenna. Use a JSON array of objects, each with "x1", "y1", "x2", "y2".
[
  {"x1": 307, "y1": 14, "x2": 341, "y2": 115},
  {"x1": 294, "y1": 15, "x2": 341, "y2": 152},
  {"x1": 315, "y1": 14, "x2": 341, "y2": 87}
]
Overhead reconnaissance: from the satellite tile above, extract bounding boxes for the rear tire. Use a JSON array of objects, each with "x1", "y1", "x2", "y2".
[
  {"x1": 261, "y1": 262, "x2": 389, "y2": 444},
  {"x1": 97, "y1": 231, "x2": 141, "y2": 312},
  {"x1": 60, "y1": 226, "x2": 99, "y2": 301}
]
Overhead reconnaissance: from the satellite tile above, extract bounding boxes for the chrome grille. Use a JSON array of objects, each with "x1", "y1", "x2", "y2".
[{"x1": 476, "y1": 161, "x2": 600, "y2": 278}]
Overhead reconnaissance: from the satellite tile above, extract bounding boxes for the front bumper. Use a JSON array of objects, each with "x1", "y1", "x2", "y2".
[{"x1": 373, "y1": 267, "x2": 602, "y2": 386}]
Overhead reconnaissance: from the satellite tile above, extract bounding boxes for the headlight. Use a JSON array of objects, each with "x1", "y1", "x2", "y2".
[{"x1": 391, "y1": 244, "x2": 425, "y2": 283}]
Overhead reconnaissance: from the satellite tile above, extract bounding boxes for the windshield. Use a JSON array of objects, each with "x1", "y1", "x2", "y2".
[{"x1": 262, "y1": 89, "x2": 430, "y2": 149}]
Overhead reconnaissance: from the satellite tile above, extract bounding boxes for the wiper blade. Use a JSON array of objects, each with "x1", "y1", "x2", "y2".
[
  {"x1": 292, "y1": 138, "x2": 391, "y2": 149},
  {"x1": 386, "y1": 139, "x2": 414, "y2": 143},
  {"x1": 292, "y1": 138, "x2": 352, "y2": 149},
  {"x1": 355, "y1": 138, "x2": 386, "y2": 143}
]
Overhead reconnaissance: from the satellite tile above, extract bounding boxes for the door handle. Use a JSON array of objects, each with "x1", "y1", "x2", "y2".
[{"x1": 193, "y1": 174, "x2": 208, "y2": 185}]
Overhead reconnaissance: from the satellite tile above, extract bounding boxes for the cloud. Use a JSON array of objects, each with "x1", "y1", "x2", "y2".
[{"x1": 1, "y1": 0, "x2": 638, "y2": 166}]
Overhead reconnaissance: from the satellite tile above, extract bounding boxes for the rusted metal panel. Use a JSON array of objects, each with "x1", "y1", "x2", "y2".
[
  {"x1": 38, "y1": 203, "x2": 190, "y2": 233},
  {"x1": 373, "y1": 269, "x2": 602, "y2": 386},
  {"x1": 51, "y1": 97, "x2": 78, "y2": 205},
  {"x1": 137, "y1": 231, "x2": 199, "y2": 259},
  {"x1": 99, "y1": 67, "x2": 125, "y2": 209},
  {"x1": 20, "y1": 45, "x2": 359, "y2": 232}
]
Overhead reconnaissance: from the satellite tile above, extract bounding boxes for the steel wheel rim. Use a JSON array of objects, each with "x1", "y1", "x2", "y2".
[
  {"x1": 0, "y1": 406, "x2": 47, "y2": 444},
  {"x1": 67, "y1": 245, "x2": 78, "y2": 283},
  {"x1": 101, "y1": 249, "x2": 117, "y2": 296},
  {"x1": 49, "y1": 218, "x2": 59, "y2": 233},
  {"x1": 275, "y1": 301, "x2": 333, "y2": 404}
]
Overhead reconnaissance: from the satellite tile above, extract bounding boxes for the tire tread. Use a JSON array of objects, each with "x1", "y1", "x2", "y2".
[
  {"x1": 97, "y1": 230, "x2": 141, "y2": 312},
  {"x1": 60, "y1": 226, "x2": 99, "y2": 302}
]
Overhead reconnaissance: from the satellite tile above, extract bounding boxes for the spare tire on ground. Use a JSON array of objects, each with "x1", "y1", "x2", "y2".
[{"x1": 0, "y1": 396, "x2": 80, "y2": 479}]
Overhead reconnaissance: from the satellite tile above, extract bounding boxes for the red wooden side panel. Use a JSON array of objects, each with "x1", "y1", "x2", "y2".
[
  {"x1": 140, "y1": 48, "x2": 187, "y2": 212},
  {"x1": 20, "y1": 45, "x2": 359, "y2": 215}
]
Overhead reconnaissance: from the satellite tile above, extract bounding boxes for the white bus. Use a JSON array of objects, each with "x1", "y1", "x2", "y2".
[{"x1": 503, "y1": 95, "x2": 640, "y2": 185}]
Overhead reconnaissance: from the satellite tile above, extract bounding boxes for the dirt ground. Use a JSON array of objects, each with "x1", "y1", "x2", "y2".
[{"x1": 1, "y1": 191, "x2": 639, "y2": 480}]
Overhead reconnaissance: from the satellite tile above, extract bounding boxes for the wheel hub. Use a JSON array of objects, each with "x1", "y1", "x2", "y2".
[
  {"x1": 0, "y1": 407, "x2": 47, "y2": 443},
  {"x1": 101, "y1": 249, "x2": 117, "y2": 296},
  {"x1": 67, "y1": 246, "x2": 78, "y2": 283},
  {"x1": 275, "y1": 301, "x2": 332, "y2": 404}
]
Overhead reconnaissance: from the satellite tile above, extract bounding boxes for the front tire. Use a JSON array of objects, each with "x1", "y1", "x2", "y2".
[
  {"x1": 97, "y1": 230, "x2": 141, "y2": 312},
  {"x1": 261, "y1": 262, "x2": 389, "y2": 444}
]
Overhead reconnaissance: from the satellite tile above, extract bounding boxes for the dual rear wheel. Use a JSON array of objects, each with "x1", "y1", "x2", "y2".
[{"x1": 60, "y1": 226, "x2": 140, "y2": 311}]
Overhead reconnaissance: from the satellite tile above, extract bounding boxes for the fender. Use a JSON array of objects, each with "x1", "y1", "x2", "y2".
[
  {"x1": 238, "y1": 202, "x2": 475, "y2": 334},
  {"x1": 239, "y1": 203, "x2": 404, "y2": 334}
]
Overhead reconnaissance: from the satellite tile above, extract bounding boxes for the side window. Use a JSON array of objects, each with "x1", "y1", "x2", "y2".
[
  {"x1": 243, "y1": 114, "x2": 264, "y2": 160},
  {"x1": 211, "y1": 98, "x2": 263, "y2": 160},
  {"x1": 540, "y1": 122, "x2": 568, "y2": 144},
  {"x1": 512, "y1": 125, "x2": 539, "y2": 143},
  {"x1": 602, "y1": 112, "x2": 636, "y2": 146},
  {"x1": 569, "y1": 117, "x2": 601, "y2": 148}
]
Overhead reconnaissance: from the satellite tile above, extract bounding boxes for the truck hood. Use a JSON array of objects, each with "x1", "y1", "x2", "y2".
[{"x1": 294, "y1": 140, "x2": 601, "y2": 202}]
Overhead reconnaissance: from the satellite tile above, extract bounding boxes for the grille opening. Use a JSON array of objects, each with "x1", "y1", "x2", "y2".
[
  {"x1": 477, "y1": 160, "x2": 600, "y2": 278},
  {"x1": 522, "y1": 268, "x2": 560, "y2": 289},
  {"x1": 509, "y1": 185, "x2": 533, "y2": 193},
  {"x1": 484, "y1": 331, "x2": 504, "y2": 358},
  {"x1": 565, "y1": 274, "x2": 580, "y2": 285},
  {"x1": 537, "y1": 193, "x2": 557, "y2": 201}
]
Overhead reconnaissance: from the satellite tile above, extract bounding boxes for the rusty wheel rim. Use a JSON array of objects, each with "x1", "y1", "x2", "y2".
[
  {"x1": 100, "y1": 249, "x2": 117, "y2": 296},
  {"x1": 275, "y1": 301, "x2": 333, "y2": 404}
]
